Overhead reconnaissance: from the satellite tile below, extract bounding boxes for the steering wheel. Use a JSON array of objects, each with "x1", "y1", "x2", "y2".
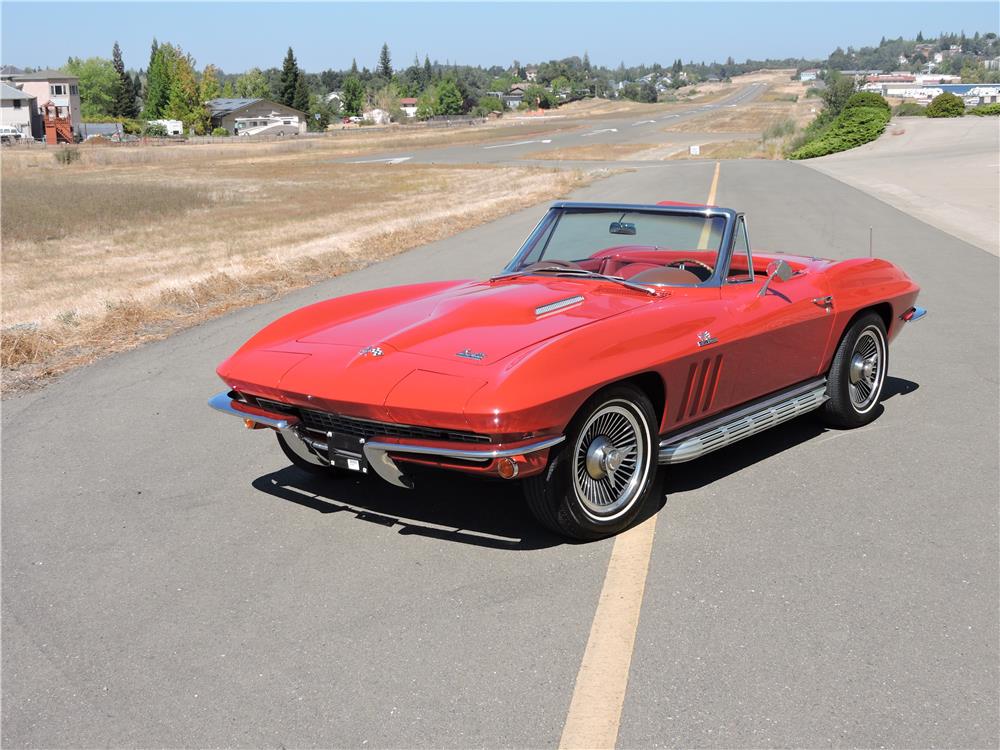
[{"x1": 666, "y1": 258, "x2": 714, "y2": 274}]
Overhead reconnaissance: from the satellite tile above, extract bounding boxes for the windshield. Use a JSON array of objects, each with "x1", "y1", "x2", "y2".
[{"x1": 512, "y1": 208, "x2": 728, "y2": 286}]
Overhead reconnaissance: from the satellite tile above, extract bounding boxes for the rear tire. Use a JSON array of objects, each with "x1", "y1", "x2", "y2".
[
  {"x1": 821, "y1": 312, "x2": 888, "y2": 428},
  {"x1": 276, "y1": 431, "x2": 346, "y2": 477},
  {"x1": 524, "y1": 384, "x2": 659, "y2": 540}
]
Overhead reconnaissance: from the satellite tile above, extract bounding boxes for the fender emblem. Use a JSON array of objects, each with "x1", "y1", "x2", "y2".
[
  {"x1": 456, "y1": 348, "x2": 486, "y2": 360},
  {"x1": 359, "y1": 346, "x2": 384, "y2": 357},
  {"x1": 697, "y1": 331, "x2": 718, "y2": 347}
]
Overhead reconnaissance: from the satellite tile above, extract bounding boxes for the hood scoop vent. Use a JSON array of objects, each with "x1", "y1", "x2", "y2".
[{"x1": 535, "y1": 295, "x2": 585, "y2": 318}]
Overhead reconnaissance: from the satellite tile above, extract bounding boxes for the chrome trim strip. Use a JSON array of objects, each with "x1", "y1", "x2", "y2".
[
  {"x1": 208, "y1": 391, "x2": 298, "y2": 431},
  {"x1": 535, "y1": 295, "x2": 585, "y2": 316},
  {"x1": 658, "y1": 378, "x2": 828, "y2": 464},
  {"x1": 362, "y1": 436, "x2": 565, "y2": 489},
  {"x1": 902, "y1": 306, "x2": 927, "y2": 322}
]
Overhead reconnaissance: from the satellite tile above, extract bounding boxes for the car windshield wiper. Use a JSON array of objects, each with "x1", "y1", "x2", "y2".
[{"x1": 530, "y1": 266, "x2": 660, "y2": 296}]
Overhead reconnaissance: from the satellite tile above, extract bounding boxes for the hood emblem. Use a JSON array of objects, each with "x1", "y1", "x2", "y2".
[
  {"x1": 697, "y1": 331, "x2": 718, "y2": 347},
  {"x1": 456, "y1": 348, "x2": 486, "y2": 361},
  {"x1": 359, "y1": 346, "x2": 384, "y2": 357}
]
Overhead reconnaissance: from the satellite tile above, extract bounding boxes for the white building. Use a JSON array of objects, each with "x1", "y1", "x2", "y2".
[{"x1": 0, "y1": 81, "x2": 36, "y2": 137}]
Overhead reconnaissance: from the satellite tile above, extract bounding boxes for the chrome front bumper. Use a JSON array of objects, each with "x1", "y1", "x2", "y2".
[{"x1": 208, "y1": 390, "x2": 564, "y2": 488}]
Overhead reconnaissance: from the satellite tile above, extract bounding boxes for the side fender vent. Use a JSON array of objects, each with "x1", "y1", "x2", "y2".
[{"x1": 677, "y1": 355, "x2": 724, "y2": 420}]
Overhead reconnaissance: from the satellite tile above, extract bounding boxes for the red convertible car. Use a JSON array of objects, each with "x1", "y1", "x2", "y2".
[{"x1": 210, "y1": 202, "x2": 924, "y2": 539}]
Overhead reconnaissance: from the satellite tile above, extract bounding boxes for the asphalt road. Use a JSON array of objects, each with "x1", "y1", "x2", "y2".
[
  {"x1": 2, "y1": 95, "x2": 998, "y2": 747},
  {"x1": 344, "y1": 82, "x2": 768, "y2": 165}
]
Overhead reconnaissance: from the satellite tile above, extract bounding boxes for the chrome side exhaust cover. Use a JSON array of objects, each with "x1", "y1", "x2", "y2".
[{"x1": 658, "y1": 378, "x2": 828, "y2": 464}]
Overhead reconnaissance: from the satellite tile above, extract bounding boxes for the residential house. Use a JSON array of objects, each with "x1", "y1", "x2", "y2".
[
  {"x1": 0, "y1": 68, "x2": 81, "y2": 136},
  {"x1": 524, "y1": 67, "x2": 538, "y2": 82},
  {"x1": 399, "y1": 97, "x2": 418, "y2": 117},
  {"x1": 799, "y1": 69, "x2": 820, "y2": 82},
  {"x1": 501, "y1": 93, "x2": 523, "y2": 110},
  {"x1": 0, "y1": 81, "x2": 37, "y2": 138},
  {"x1": 206, "y1": 98, "x2": 306, "y2": 135}
]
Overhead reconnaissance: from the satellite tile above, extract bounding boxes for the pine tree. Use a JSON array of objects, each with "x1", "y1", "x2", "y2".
[
  {"x1": 377, "y1": 43, "x2": 393, "y2": 79},
  {"x1": 423, "y1": 54, "x2": 432, "y2": 82},
  {"x1": 583, "y1": 51, "x2": 591, "y2": 73},
  {"x1": 916, "y1": 30, "x2": 924, "y2": 42},
  {"x1": 279, "y1": 47, "x2": 299, "y2": 107},
  {"x1": 292, "y1": 70, "x2": 310, "y2": 113},
  {"x1": 350, "y1": 58, "x2": 359, "y2": 75},
  {"x1": 131, "y1": 71, "x2": 142, "y2": 103},
  {"x1": 111, "y1": 41, "x2": 138, "y2": 118}
]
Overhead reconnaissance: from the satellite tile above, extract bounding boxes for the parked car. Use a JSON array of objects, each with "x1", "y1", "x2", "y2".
[
  {"x1": 0, "y1": 126, "x2": 31, "y2": 144},
  {"x1": 210, "y1": 201, "x2": 925, "y2": 539}
]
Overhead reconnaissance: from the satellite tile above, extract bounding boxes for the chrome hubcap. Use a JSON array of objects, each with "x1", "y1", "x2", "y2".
[
  {"x1": 573, "y1": 402, "x2": 649, "y2": 520},
  {"x1": 848, "y1": 328, "x2": 885, "y2": 412}
]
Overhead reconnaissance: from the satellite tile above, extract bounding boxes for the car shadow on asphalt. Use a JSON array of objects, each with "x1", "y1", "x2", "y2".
[
  {"x1": 252, "y1": 376, "x2": 918, "y2": 548},
  {"x1": 664, "y1": 376, "x2": 919, "y2": 493},
  {"x1": 251, "y1": 466, "x2": 568, "y2": 550}
]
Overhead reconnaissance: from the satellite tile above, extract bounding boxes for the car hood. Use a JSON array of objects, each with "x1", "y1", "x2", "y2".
[{"x1": 295, "y1": 278, "x2": 656, "y2": 365}]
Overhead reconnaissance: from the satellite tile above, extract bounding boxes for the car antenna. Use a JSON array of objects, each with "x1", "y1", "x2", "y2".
[{"x1": 869, "y1": 226, "x2": 873, "y2": 258}]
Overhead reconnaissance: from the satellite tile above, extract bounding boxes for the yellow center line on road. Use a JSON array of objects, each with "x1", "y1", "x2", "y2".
[
  {"x1": 697, "y1": 161, "x2": 722, "y2": 249},
  {"x1": 558, "y1": 516, "x2": 657, "y2": 750},
  {"x1": 559, "y1": 163, "x2": 722, "y2": 750}
]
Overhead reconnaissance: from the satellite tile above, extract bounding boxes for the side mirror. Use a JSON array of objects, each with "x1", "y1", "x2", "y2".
[{"x1": 757, "y1": 259, "x2": 794, "y2": 297}]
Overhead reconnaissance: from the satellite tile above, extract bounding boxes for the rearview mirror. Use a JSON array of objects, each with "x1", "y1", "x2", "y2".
[
  {"x1": 609, "y1": 221, "x2": 636, "y2": 236},
  {"x1": 766, "y1": 259, "x2": 794, "y2": 282},
  {"x1": 758, "y1": 259, "x2": 794, "y2": 297}
]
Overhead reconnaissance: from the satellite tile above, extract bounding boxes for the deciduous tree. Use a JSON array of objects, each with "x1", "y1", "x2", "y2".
[
  {"x1": 341, "y1": 75, "x2": 364, "y2": 116},
  {"x1": 64, "y1": 56, "x2": 118, "y2": 118},
  {"x1": 235, "y1": 68, "x2": 269, "y2": 98}
]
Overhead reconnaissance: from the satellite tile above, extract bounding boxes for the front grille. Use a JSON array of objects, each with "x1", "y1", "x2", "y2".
[{"x1": 253, "y1": 397, "x2": 490, "y2": 444}]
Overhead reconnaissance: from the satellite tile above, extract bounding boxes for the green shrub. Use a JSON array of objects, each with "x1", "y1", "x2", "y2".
[
  {"x1": 789, "y1": 105, "x2": 890, "y2": 159},
  {"x1": 968, "y1": 103, "x2": 1000, "y2": 116},
  {"x1": 844, "y1": 91, "x2": 891, "y2": 112},
  {"x1": 211, "y1": 127, "x2": 230, "y2": 137},
  {"x1": 893, "y1": 102, "x2": 927, "y2": 117},
  {"x1": 926, "y1": 92, "x2": 965, "y2": 118},
  {"x1": 53, "y1": 148, "x2": 81, "y2": 166},
  {"x1": 142, "y1": 122, "x2": 168, "y2": 137}
]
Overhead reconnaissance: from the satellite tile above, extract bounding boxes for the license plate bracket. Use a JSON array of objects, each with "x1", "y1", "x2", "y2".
[{"x1": 326, "y1": 431, "x2": 367, "y2": 473}]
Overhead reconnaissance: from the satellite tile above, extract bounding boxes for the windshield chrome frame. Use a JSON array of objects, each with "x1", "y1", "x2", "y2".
[{"x1": 503, "y1": 202, "x2": 739, "y2": 288}]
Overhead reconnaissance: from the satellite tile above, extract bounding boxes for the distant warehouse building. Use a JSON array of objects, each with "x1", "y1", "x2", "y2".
[{"x1": 206, "y1": 98, "x2": 307, "y2": 136}]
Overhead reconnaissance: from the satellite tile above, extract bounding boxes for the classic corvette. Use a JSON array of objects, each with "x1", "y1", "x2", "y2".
[{"x1": 210, "y1": 201, "x2": 925, "y2": 539}]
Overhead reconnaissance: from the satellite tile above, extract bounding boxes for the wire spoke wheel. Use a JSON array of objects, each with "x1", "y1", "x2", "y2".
[
  {"x1": 847, "y1": 327, "x2": 885, "y2": 412},
  {"x1": 572, "y1": 402, "x2": 648, "y2": 519}
]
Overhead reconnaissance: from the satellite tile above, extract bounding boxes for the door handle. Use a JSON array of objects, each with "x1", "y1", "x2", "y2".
[{"x1": 812, "y1": 295, "x2": 834, "y2": 311}]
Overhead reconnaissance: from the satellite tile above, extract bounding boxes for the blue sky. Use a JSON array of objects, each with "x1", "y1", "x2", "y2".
[{"x1": 2, "y1": 2, "x2": 997, "y2": 73}]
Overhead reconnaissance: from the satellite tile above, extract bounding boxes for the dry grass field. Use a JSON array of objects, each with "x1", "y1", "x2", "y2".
[
  {"x1": 2, "y1": 120, "x2": 574, "y2": 171},
  {"x1": 531, "y1": 143, "x2": 661, "y2": 161},
  {"x1": 1, "y1": 149, "x2": 593, "y2": 390}
]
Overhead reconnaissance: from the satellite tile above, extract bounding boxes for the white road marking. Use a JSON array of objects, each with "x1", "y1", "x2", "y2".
[
  {"x1": 662, "y1": 114, "x2": 679, "y2": 119},
  {"x1": 483, "y1": 138, "x2": 553, "y2": 150},
  {"x1": 632, "y1": 120, "x2": 656, "y2": 126},
  {"x1": 348, "y1": 156, "x2": 412, "y2": 164},
  {"x1": 582, "y1": 128, "x2": 618, "y2": 137}
]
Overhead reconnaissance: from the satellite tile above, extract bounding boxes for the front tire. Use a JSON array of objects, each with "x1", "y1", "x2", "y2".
[
  {"x1": 524, "y1": 384, "x2": 659, "y2": 540},
  {"x1": 821, "y1": 312, "x2": 888, "y2": 428}
]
